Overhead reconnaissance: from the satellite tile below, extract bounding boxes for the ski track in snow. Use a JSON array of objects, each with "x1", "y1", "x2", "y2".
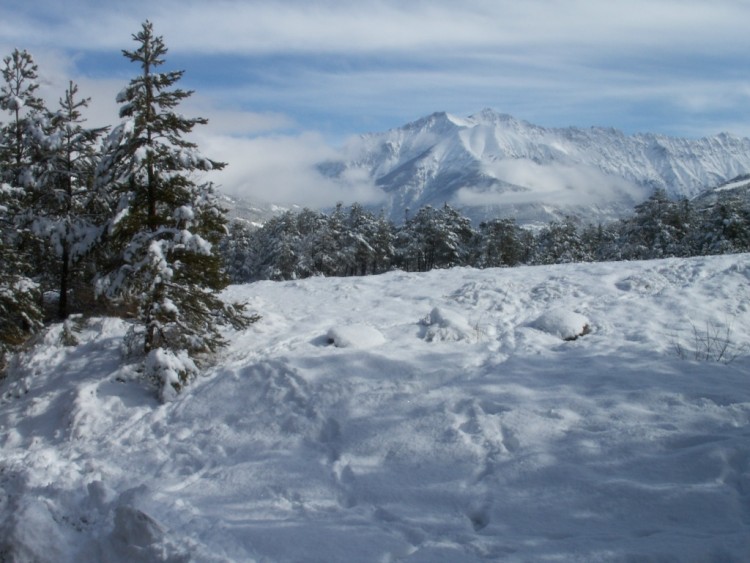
[{"x1": 1, "y1": 255, "x2": 750, "y2": 561}]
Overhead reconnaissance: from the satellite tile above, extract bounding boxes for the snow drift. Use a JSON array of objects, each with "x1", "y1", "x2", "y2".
[{"x1": 1, "y1": 255, "x2": 749, "y2": 561}]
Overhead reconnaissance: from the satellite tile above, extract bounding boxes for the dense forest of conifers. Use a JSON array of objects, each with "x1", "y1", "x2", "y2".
[{"x1": 221, "y1": 188, "x2": 750, "y2": 282}]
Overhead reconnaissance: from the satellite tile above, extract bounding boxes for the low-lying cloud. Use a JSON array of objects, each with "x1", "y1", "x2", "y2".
[
  {"x1": 456, "y1": 158, "x2": 649, "y2": 208},
  {"x1": 197, "y1": 131, "x2": 384, "y2": 208}
]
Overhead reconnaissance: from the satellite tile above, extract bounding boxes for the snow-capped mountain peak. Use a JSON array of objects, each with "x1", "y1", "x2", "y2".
[{"x1": 328, "y1": 109, "x2": 750, "y2": 224}]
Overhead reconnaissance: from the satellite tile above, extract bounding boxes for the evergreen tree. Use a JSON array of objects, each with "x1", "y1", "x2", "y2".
[
  {"x1": 0, "y1": 49, "x2": 45, "y2": 369},
  {"x1": 690, "y1": 195, "x2": 750, "y2": 256},
  {"x1": 311, "y1": 203, "x2": 345, "y2": 276},
  {"x1": 32, "y1": 81, "x2": 107, "y2": 319},
  {"x1": 96, "y1": 21, "x2": 252, "y2": 399},
  {"x1": 370, "y1": 211, "x2": 396, "y2": 274},
  {"x1": 0, "y1": 183, "x2": 43, "y2": 372},
  {"x1": 220, "y1": 218, "x2": 257, "y2": 283},
  {"x1": 293, "y1": 208, "x2": 326, "y2": 277},
  {"x1": 396, "y1": 204, "x2": 474, "y2": 272},
  {"x1": 580, "y1": 222, "x2": 618, "y2": 262},
  {"x1": 477, "y1": 218, "x2": 525, "y2": 267},
  {"x1": 620, "y1": 189, "x2": 692, "y2": 259},
  {"x1": 343, "y1": 203, "x2": 374, "y2": 276},
  {"x1": 0, "y1": 48, "x2": 48, "y2": 276},
  {"x1": 532, "y1": 216, "x2": 585, "y2": 265},
  {"x1": 0, "y1": 49, "x2": 45, "y2": 187}
]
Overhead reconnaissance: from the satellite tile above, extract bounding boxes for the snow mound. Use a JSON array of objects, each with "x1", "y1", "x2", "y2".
[
  {"x1": 530, "y1": 309, "x2": 591, "y2": 341},
  {"x1": 423, "y1": 306, "x2": 474, "y2": 342},
  {"x1": 327, "y1": 324, "x2": 386, "y2": 349}
]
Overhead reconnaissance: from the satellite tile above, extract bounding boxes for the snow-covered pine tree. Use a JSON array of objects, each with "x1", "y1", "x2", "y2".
[
  {"x1": 0, "y1": 183, "x2": 43, "y2": 372},
  {"x1": 96, "y1": 21, "x2": 252, "y2": 399},
  {"x1": 396, "y1": 204, "x2": 474, "y2": 271},
  {"x1": 531, "y1": 216, "x2": 585, "y2": 265},
  {"x1": 370, "y1": 211, "x2": 395, "y2": 274},
  {"x1": 32, "y1": 81, "x2": 107, "y2": 319},
  {"x1": 311, "y1": 203, "x2": 345, "y2": 276},
  {"x1": 0, "y1": 49, "x2": 46, "y2": 188},
  {"x1": 220, "y1": 218, "x2": 257, "y2": 283},
  {"x1": 345, "y1": 203, "x2": 379, "y2": 276},
  {"x1": 477, "y1": 218, "x2": 526, "y2": 268},
  {"x1": 619, "y1": 189, "x2": 692, "y2": 259},
  {"x1": 691, "y1": 194, "x2": 750, "y2": 256},
  {"x1": 0, "y1": 49, "x2": 45, "y2": 369}
]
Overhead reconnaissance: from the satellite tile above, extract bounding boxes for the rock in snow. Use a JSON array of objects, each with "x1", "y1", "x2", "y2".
[{"x1": 530, "y1": 309, "x2": 591, "y2": 340}]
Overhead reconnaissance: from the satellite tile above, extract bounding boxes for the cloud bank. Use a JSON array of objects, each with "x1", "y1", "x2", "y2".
[
  {"x1": 196, "y1": 131, "x2": 384, "y2": 207},
  {"x1": 456, "y1": 159, "x2": 648, "y2": 208}
]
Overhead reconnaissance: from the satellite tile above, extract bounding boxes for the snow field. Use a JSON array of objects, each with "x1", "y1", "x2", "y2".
[{"x1": 1, "y1": 255, "x2": 750, "y2": 561}]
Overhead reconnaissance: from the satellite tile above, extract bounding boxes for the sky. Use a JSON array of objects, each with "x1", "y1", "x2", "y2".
[{"x1": 3, "y1": 0, "x2": 750, "y2": 206}]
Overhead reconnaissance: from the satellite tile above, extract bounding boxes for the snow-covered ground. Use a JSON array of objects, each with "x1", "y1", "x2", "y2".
[{"x1": 2, "y1": 255, "x2": 750, "y2": 562}]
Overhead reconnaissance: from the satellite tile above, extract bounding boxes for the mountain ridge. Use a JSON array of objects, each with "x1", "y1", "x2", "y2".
[{"x1": 323, "y1": 109, "x2": 750, "y2": 224}]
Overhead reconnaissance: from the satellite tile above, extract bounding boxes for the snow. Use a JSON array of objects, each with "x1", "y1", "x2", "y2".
[
  {"x1": 715, "y1": 176, "x2": 750, "y2": 192},
  {"x1": 422, "y1": 306, "x2": 475, "y2": 342},
  {"x1": 529, "y1": 309, "x2": 590, "y2": 340},
  {"x1": 2, "y1": 255, "x2": 750, "y2": 561},
  {"x1": 327, "y1": 324, "x2": 386, "y2": 349},
  {"x1": 334, "y1": 109, "x2": 750, "y2": 225}
]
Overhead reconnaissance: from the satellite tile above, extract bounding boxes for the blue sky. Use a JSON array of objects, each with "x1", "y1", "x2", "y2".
[{"x1": 3, "y1": 0, "x2": 750, "y2": 204}]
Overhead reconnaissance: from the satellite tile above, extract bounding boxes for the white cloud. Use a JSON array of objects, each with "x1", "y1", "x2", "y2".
[
  {"x1": 7, "y1": 1, "x2": 750, "y2": 58},
  {"x1": 456, "y1": 159, "x2": 648, "y2": 207},
  {"x1": 196, "y1": 131, "x2": 385, "y2": 208}
]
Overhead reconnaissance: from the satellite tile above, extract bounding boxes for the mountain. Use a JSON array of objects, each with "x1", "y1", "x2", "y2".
[
  {"x1": 321, "y1": 109, "x2": 750, "y2": 225},
  {"x1": 221, "y1": 193, "x2": 296, "y2": 228},
  {"x1": 692, "y1": 173, "x2": 750, "y2": 209}
]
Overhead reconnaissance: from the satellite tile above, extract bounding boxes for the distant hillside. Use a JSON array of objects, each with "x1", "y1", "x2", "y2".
[{"x1": 692, "y1": 174, "x2": 750, "y2": 209}]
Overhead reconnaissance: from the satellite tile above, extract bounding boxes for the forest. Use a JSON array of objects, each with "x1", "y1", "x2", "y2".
[{"x1": 222, "y1": 189, "x2": 750, "y2": 282}]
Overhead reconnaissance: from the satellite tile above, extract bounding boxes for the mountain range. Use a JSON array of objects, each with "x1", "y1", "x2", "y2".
[{"x1": 318, "y1": 109, "x2": 750, "y2": 225}]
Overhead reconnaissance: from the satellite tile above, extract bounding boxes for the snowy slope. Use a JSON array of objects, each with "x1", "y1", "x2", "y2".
[
  {"x1": 692, "y1": 174, "x2": 750, "y2": 211},
  {"x1": 325, "y1": 109, "x2": 750, "y2": 224},
  {"x1": 2, "y1": 255, "x2": 750, "y2": 561}
]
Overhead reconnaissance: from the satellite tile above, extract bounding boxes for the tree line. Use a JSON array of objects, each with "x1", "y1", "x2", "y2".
[
  {"x1": 0, "y1": 22, "x2": 254, "y2": 399},
  {"x1": 222, "y1": 188, "x2": 750, "y2": 282}
]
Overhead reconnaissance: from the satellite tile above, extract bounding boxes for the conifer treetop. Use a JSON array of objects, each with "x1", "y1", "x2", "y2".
[{"x1": 0, "y1": 48, "x2": 44, "y2": 114}]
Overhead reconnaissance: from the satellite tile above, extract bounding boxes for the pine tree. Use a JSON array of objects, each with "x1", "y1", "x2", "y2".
[
  {"x1": 396, "y1": 204, "x2": 474, "y2": 271},
  {"x1": 0, "y1": 183, "x2": 43, "y2": 372},
  {"x1": 311, "y1": 203, "x2": 345, "y2": 276},
  {"x1": 477, "y1": 218, "x2": 525, "y2": 268},
  {"x1": 370, "y1": 211, "x2": 395, "y2": 274},
  {"x1": 33, "y1": 81, "x2": 107, "y2": 319},
  {"x1": 220, "y1": 219, "x2": 257, "y2": 283},
  {"x1": 96, "y1": 21, "x2": 252, "y2": 399},
  {"x1": 0, "y1": 49, "x2": 45, "y2": 370},
  {"x1": 620, "y1": 189, "x2": 692, "y2": 259},
  {"x1": 692, "y1": 194, "x2": 750, "y2": 255},
  {"x1": 0, "y1": 49, "x2": 45, "y2": 187},
  {"x1": 532, "y1": 216, "x2": 585, "y2": 265}
]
